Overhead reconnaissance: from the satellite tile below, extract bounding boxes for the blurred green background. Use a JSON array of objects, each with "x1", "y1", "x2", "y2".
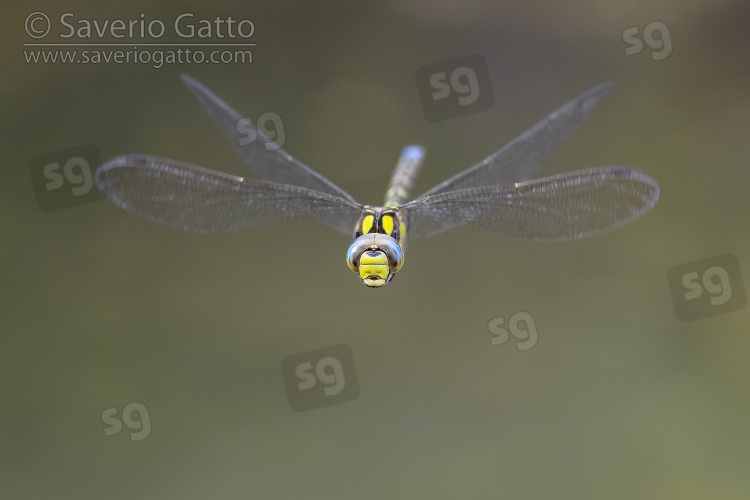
[{"x1": 3, "y1": 0, "x2": 750, "y2": 498}]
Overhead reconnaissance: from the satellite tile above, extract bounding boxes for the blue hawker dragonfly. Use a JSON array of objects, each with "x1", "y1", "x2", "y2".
[{"x1": 95, "y1": 75, "x2": 659, "y2": 287}]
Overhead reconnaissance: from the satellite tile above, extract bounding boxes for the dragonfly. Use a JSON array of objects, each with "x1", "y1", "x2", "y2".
[{"x1": 95, "y1": 74, "x2": 659, "y2": 287}]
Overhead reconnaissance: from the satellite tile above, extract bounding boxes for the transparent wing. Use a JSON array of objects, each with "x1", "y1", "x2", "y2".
[
  {"x1": 180, "y1": 73, "x2": 356, "y2": 202},
  {"x1": 95, "y1": 154, "x2": 363, "y2": 235},
  {"x1": 400, "y1": 166, "x2": 659, "y2": 241},
  {"x1": 416, "y1": 82, "x2": 614, "y2": 199}
]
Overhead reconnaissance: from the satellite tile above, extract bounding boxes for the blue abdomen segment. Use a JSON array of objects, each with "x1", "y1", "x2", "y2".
[{"x1": 400, "y1": 145, "x2": 425, "y2": 162}]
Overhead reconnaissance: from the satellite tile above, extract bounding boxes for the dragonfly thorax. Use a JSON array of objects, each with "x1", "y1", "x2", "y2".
[{"x1": 354, "y1": 206, "x2": 403, "y2": 245}]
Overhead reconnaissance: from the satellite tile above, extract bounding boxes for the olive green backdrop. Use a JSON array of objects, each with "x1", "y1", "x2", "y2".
[{"x1": 3, "y1": 1, "x2": 749, "y2": 498}]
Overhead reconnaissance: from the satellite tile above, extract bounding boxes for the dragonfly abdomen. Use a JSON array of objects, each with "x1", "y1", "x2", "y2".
[{"x1": 383, "y1": 145, "x2": 425, "y2": 208}]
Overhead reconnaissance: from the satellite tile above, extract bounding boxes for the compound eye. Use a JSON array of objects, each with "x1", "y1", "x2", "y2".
[
  {"x1": 372, "y1": 234, "x2": 404, "y2": 273},
  {"x1": 346, "y1": 234, "x2": 377, "y2": 271}
]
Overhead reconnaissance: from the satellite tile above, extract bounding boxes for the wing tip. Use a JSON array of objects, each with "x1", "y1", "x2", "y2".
[
  {"x1": 179, "y1": 72, "x2": 201, "y2": 91},
  {"x1": 580, "y1": 80, "x2": 615, "y2": 113},
  {"x1": 610, "y1": 165, "x2": 660, "y2": 201}
]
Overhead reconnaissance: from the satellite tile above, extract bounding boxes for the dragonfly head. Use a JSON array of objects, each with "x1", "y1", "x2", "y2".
[{"x1": 346, "y1": 234, "x2": 404, "y2": 288}]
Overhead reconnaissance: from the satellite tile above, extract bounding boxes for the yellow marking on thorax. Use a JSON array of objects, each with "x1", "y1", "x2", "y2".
[
  {"x1": 381, "y1": 213, "x2": 394, "y2": 236},
  {"x1": 361, "y1": 214, "x2": 375, "y2": 235}
]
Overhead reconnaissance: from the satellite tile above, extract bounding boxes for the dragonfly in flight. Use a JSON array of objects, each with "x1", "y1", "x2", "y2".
[{"x1": 95, "y1": 74, "x2": 659, "y2": 287}]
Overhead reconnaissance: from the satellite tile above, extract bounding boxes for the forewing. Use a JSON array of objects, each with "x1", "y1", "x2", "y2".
[
  {"x1": 180, "y1": 73, "x2": 356, "y2": 202},
  {"x1": 416, "y1": 82, "x2": 614, "y2": 198},
  {"x1": 95, "y1": 154, "x2": 362, "y2": 235},
  {"x1": 400, "y1": 166, "x2": 659, "y2": 241}
]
